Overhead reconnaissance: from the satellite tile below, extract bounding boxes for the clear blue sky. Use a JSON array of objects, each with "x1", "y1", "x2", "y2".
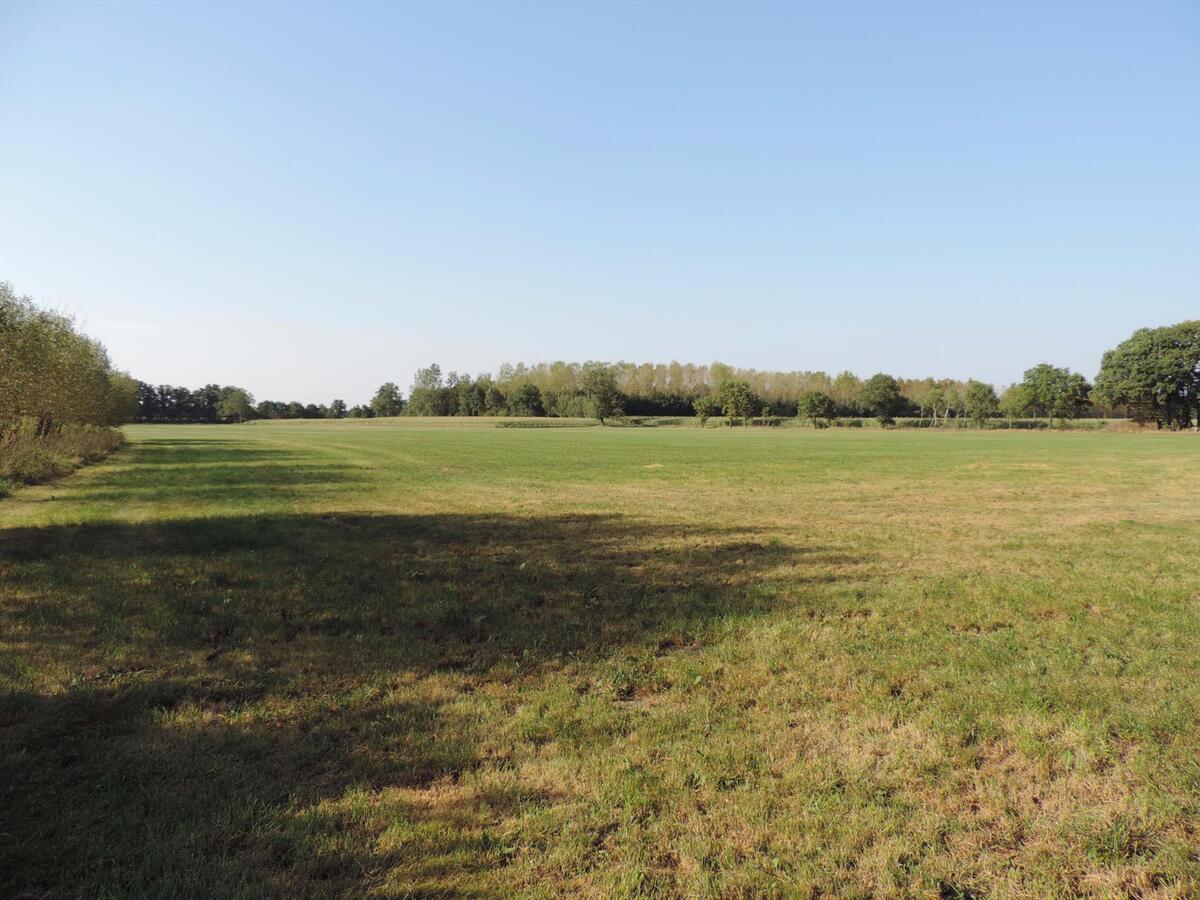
[{"x1": 1, "y1": 1, "x2": 1196, "y2": 403}]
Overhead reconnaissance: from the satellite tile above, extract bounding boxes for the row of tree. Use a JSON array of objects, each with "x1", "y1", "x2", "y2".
[
  {"x1": 133, "y1": 384, "x2": 369, "y2": 423},
  {"x1": 14, "y1": 271, "x2": 1189, "y2": 434},
  {"x1": 0, "y1": 283, "x2": 137, "y2": 434},
  {"x1": 353, "y1": 321, "x2": 1197, "y2": 428},
  {"x1": 139, "y1": 317, "x2": 1197, "y2": 430},
  {"x1": 346, "y1": 361, "x2": 1096, "y2": 426},
  {"x1": 693, "y1": 364, "x2": 1094, "y2": 426}
]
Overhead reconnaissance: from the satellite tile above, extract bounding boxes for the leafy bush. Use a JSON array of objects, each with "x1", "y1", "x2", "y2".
[
  {"x1": 0, "y1": 420, "x2": 124, "y2": 488},
  {"x1": 494, "y1": 420, "x2": 597, "y2": 429},
  {"x1": 622, "y1": 416, "x2": 691, "y2": 427}
]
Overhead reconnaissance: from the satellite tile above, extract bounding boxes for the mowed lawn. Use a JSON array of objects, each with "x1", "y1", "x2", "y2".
[{"x1": 2, "y1": 422, "x2": 1199, "y2": 898}]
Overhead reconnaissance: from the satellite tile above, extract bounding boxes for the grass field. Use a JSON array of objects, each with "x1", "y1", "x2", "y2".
[{"x1": 2, "y1": 422, "x2": 1199, "y2": 897}]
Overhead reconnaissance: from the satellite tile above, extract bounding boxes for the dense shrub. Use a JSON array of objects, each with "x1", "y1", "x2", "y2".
[
  {"x1": 0, "y1": 420, "x2": 124, "y2": 493},
  {"x1": 494, "y1": 420, "x2": 597, "y2": 429},
  {"x1": 623, "y1": 416, "x2": 690, "y2": 427},
  {"x1": 1, "y1": 283, "x2": 133, "y2": 496},
  {"x1": 0, "y1": 283, "x2": 136, "y2": 431}
]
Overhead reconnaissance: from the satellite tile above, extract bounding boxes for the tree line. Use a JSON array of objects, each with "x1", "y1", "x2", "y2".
[
  {"x1": 343, "y1": 360, "x2": 1101, "y2": 427},
  {"x1": 0, "y1": 282, "x2": 134, "y2": 488},
  {"x1": 133, "y1": 383, "x2": 370, "y2": 423},
  {"x1": 133, "y1": 319, "x2": 1200, "y2": 430},
  {"x1": 6, "y1": 276, "x2": 1196, "y2": 434},
  {"x1": 367, "y1": 322, "x2": 1196, "y2": 428},
  {"x1": 0, "y1": 282, "x2": 137, "y2": 435}
]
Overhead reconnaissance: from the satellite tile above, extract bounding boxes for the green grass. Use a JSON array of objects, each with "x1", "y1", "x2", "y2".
[{"x1": 2, "y1": 422, "x2": 1199, "y2": 897}]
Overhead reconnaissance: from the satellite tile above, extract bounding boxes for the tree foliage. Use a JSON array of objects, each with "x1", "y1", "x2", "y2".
[
  {"x1": 710, "y1": 380, "x2": 759, "y2": 425},
  {"x1": 797, "y1": 391, "x2": 835, "y2": 424},
  {"x1": 693, "y1": 395, "x2": 718, "y2": 425},
  {"x1": 963, "y1": 380, "x2": 999, "y2": 426},
  {"x1": 1094, "y1": 321, "x2": 1200, "y2": 429},
  {"x1": 507, "y1": 383, "x2": 545, "y2": 417},
  {"x1": 370, "y1": 382, "x2": 404, "y2": 418},
  {"x1": 0, "y1": 282, "x2": 135, "y2": 433},
  {"x1": 1020, "y1": 364, "x2": 1091, "y2": 425},
  {"x1": 580, "y1": 362, "x2": 622, "y2": 423},
  {"x1": 858, "y1": 373, "x2": 903, "y2": 422},
  {"x1": 217, "y1": 387, "x2": 255, "y2": 423}
]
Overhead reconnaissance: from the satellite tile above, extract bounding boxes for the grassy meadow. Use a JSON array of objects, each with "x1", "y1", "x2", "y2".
[{"x1": 2, "y1": 420, "x2": 1199, "y2": 897}]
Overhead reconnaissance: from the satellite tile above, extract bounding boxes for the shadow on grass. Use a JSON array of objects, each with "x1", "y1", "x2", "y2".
[
  {"x1": 54, "y1": 438, "x2": 365, "y2": 504},
  {"x1": 1, "y1": 511, "x2": 860, "y2": 896}
]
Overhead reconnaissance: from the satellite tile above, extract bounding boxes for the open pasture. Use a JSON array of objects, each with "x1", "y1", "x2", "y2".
[{"x1": 2, "y1": 422, "x2": 1199, "y2": 897}]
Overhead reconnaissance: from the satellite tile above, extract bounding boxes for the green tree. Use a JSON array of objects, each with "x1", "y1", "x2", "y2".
[
  {"x1": 963, "y1": 380, "x2": 998, "y2": 427},
  {"x1": 709, "y1": 361, "x2": 735, "y2": 385},
  {"x1": 693, "y1": 395, "x2": 718, "y2": 426},
  {"x1": 858, "y1": 373, "x2": 902, "y2": 423},
  {"x1": 407, "y1": 364, "x2": 445, "y2": 416},
  {"x1": 914, "y1": 381, "x2": 944, "y2": 425},
  {"x1": 507, "y1": 383, "x2": 544, "y2": 416},
  {"x1": 217, "y1": 387, "x2": 254, "y2": 423},
  {"x1": 104, "y1": 372, "x2": 140, "y2": 426},
  {"x1": 797, "y1": 390, "x2": 835, "y2": 425},
  {"x1": 711, "y1": 380, "x2": 758, "y2": 425},
  {"x1": 1094, "y1": 321, "x2": 1200, "y2": 430},
  {"x1": 407, "y1": 364, "x2": 462, "y2": 416},
  {"x1": 0, "y1": 282, "x2": 134, "y2": 433},
  {"x1": 370, "y1": 382, "x2": 404, "y2": 417},
  {"x1": 998, "y1": 384, "x2": 1032, "y2": 425},
  {"x1": 580, "y1": 362, "x2": 622, "y2": 424},
  {"x1": 829, "y1": 371, "x2": 863, "y2": 415},
  {"x1": 1020, "y1": 364, "x2": 1091, "y2": 426},
  {"x1": 483, "y1": 384, "x2": 507, "y2": 415},
  {"x1": 329, "y1": 399, "x2": 347, "y2": 419},
  {"x1": 454, "y1": 378, "x2": 487, "y2": 416}
]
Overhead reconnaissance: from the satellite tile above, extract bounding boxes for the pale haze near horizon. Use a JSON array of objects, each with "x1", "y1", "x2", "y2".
[{"x1": 1, "y1": 0, "x2": 1197, "y2": 405}]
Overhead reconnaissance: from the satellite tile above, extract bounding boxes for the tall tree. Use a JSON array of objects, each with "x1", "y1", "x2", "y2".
[
  {"x1": 797, "y1": 390, "x2": 835, "y2": 425},
  {"x1": 580, "y1": 362, "x2": 622, "y2": 424},
  {"x1": 693, "y1": 395, "x2": 718, "y2": 426},
  {"x1": 829, "y1": 371, "x2": 863, "y2": 414},
  {"x1": 507, "y1": 383, "x2": 544, "y2": 417},
  {"x1": 409, "y1": 364, "x2": 457, "y2": 416},
  {"x1": 963, "y1": 380, "x2": 999, "y2": 427},
  {"x1": 711, "y1": 380, "x2": 758, "y2": 425},
  {"x1": 483, "y1": 384, "x2": 507, "y2": 415},
  {"x1": 1020, "y1": 364, "x2": 1091, "y2": 426},
  {"x1": 1094, "y1": 321, "x2": 1200, "y2": 430},
  {"x1": 0, "y1": 282, "x2": 132, "y2": 433},
  {"x1": 370, "y1": 382, "x2": 404, "y2": 417},
  {"x1": 217, "y1": 387, "x2": 254, "y2": 423},
  {"x1": 858, "y1": 373, "x2": 903, "y2": 422},
  {"x1": 999, "y1": 384, "x2": 1032, "y2": 425}
]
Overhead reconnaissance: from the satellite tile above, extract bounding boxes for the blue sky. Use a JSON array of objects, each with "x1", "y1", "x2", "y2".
[{"x1": 1, "y1": 1, "x2": 1197, "y2": 403}]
